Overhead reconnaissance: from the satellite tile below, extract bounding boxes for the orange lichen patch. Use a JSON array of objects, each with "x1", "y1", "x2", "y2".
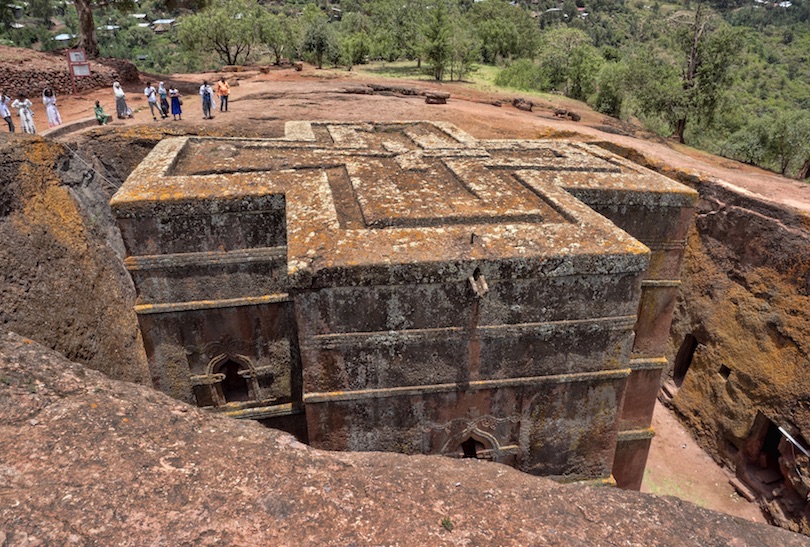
[
  {"x1": 673, "y1": 228, "x2": 810, "y2": 437},
  {"x1": 9, "y1": 138, "x2": 91, "y2": 254},
  {"x1": 535, "y1": 128, "x2": 583, "y2": 140},
  {"x1": 20, "y1": 185, "x2": 89, "y2": 254}
]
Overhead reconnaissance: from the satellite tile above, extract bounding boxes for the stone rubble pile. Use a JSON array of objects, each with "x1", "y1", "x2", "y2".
[{"x1": 0, "y1": 57, "x2": 138, "y2": 98}]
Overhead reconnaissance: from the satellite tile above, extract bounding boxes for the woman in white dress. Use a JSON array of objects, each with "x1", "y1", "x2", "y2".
[
  {"x1": 42, "y1": 88, "x2": 62, "y2": 127},
  {"x1": 11, "y1": 94, "x2": 35, "y2": 134}
]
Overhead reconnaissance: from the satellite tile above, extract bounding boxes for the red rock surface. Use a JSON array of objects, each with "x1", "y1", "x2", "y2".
[{"x1": 1, "y1": 332, "x2": 806, "y2": 546}]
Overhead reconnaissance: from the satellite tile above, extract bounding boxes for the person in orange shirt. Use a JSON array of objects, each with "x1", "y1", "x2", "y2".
[{"x1": 216, "y1": 77, "x2": 230, "y2": 113}]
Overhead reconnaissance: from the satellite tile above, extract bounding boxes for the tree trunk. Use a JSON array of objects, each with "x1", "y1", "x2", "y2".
[
  {"x1": 797, "y1": 157, "x2": 810, "y2": 180},
  {"x1": 74, "y1": 0, "x2": 98, "y2": 58},
  {"x1": 674, "y1": 118, "x2": 687, "y2": 144}
]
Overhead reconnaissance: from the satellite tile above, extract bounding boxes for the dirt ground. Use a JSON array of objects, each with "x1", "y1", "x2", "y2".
[
  {"x1": 21, "y1": 63, "x2": 801, "y2": 525},
  {"x1": 643, "y1": 401, "x2": 767, "y2": 524}
]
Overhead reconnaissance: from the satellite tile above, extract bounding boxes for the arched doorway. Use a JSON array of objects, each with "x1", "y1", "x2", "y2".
[
  {"x1": 460, "y1": 437, "x2": 487, "y2": 459},
  {"x1": 215, "y1": 358, "x2": 250, "y2": 403}
]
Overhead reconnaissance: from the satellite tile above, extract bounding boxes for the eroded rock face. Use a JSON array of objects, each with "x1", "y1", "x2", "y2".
[
  {"x1": 0, "y1": 135, "x2": 149, "y2": 384},
  {"x1": 0, "y1": 331, "x2": 806, "y2": 546},
  {"x1": 595, "y1": 141, "x2": 810, "y2": 534},
  {"x1": 668, "y1": 181, "x2": 810, "y2": 533}
]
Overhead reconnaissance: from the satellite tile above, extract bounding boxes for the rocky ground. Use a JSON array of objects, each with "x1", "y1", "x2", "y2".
[{"x1": 1, "y1": 331, "x2": 807, "y2": 546}]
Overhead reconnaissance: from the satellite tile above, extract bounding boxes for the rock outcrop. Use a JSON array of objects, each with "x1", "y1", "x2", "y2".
[
  {"x1": 0, "y1": 134, "x2": 150, "y2": 384},
  {"x1": 1, "y1": 331, "x2": 806, "y2": 546}
]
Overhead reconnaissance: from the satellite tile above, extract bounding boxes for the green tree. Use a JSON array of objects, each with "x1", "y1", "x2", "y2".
[
  {"x1": 179, "y1": 0, "x2": 263, "y2": 66},
  {"x1": 627, "y1": 4, "x2": 743, "y2": 143},
  {"x1": 766, "y1": 111, "x2": 810, "y2": 176},
  {"x1": 447, "y1": 14, "x2": 479, "y2": 81},
  {"x1": 341, "y1": 31, "x2": 371, "y2": 69},
  {"x1": 593, "y1": 61, "x2": 627, "y2": 117},
  {"x1": 468, "y1": 0, "x2": 539, "y2": 63},
  {"x1": 366, "y1": 0, "x2": 427, "y2": 63},
  {"x1": 29, "y1": 0, "x2": 53, "y2": 27},
  {"x1": 421, "y1": 0, "x2": 452, "y2": 80},
  {"x1": 299, "y1": 4, "x2": 338, "y2": 69},
  {"x1": 537, "y1": 28, "x2": 602, "y2": 101},
  {"x1": 260, "y1": 13, "x2": 296, "y2": 65}
]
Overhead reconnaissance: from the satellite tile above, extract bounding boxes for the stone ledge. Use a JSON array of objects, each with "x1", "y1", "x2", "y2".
[{"x1": 303, "y1": 368, "x2": 632, "y2": 403}]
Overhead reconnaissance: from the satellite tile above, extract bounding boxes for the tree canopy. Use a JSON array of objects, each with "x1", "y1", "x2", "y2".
[{"x1": 179, "y1": 0, "x2": 264, "y2": 66}]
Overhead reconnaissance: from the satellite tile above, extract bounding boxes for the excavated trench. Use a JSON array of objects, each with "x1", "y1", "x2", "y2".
[{"x1": 2, "y1": 126, "x2": 809, "y2": 534}]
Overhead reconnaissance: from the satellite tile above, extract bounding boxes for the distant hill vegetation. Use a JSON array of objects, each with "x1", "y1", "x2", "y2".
[{"x1": 1, "y1": 0, "x2": 808, "y2": 178}]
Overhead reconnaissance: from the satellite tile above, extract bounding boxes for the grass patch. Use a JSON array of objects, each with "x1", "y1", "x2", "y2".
[{"x1": 643, "y1": 468, "x2": 708, "y2": 508}]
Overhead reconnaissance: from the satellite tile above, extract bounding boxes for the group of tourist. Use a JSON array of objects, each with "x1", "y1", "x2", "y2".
[
  {"x1": 109, "y1": 80, "x2": 184, "y2": 123},
  {"x1": 0, "y1": 87, "x2": 64, "y2": 134},
  {"x1": 0, "y1": 76, "x2": 233, "y2": 134},
  {"x1": 199, "y1": 78, "x2": 230, "y2": 119}
]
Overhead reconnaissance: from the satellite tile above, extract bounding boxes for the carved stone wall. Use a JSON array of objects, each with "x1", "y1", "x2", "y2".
[{"x1": 111, "y1": 121, "x2": 696, "y2": 486}]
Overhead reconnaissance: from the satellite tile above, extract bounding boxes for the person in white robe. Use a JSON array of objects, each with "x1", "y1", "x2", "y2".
[
  {"x1": 42, "y1": 88, "x2": 62, "y2": 128},
  {"x1": 113, "y1": 82, "x2": 132, "y2": 119},
  {"x1": 0, "y1": 92, "x2": 14, "y2": 132},
  {"x1": 11, "y1": 94, "x2": 35, "y2": 134}
]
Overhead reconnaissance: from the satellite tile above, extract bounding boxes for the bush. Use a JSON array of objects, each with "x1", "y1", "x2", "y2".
[
  {"x1": 494, "y1": 59, "x2": 545, "y2": 91},
  {"x1": 592, "y1": 61, "x2": 626, "y2": 117}
]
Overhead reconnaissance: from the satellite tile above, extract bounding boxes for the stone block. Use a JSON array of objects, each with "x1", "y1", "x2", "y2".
[{"x1": 111, "y1": 121, "x2": 696, "y2": 486}]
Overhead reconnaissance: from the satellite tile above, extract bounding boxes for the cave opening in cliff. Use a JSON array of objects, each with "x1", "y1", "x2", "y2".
[
  {"x1": 218, "y1": 360, "x2": 250, "y2": 403},
  {"x1": 760, "y1": 421, "x2": 783, "y2": 471},
  {"x1": 743, "y1": 413, "x2": 786, "y2": 497},
  {"x1": 673, "y1": 333, "x2": 698, "y2": 387}
]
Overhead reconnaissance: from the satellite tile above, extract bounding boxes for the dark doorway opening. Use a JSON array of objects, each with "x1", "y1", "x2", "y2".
[
  {"x1": 218, "y1": 360, "x2": 250, "y2": 402},
  {"x1": 742, "y1": 413, "x2": 785, "y2": 498},
  {"x1": 673, "y1": 333, "x2": 698, "y2": 387},
  {"x1": 460, "y1": 437, "x2": 486, "y2": 459},
  {"x1": 760, "y1": 421, "x2": 783, "y2": 472}
]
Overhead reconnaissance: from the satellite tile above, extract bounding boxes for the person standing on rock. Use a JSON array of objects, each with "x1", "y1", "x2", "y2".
[
  {"x1": 113, "y1": 82, "x2": 132, "y2": 119},
  {"x1": 158, "y1": 82, "x2": 170, "y2": 119},
  {"x1": 144, "y1": 81, "x2": 164, "y2": 121},
  {"x1": 216, "y1": 77, "x2": 230, "y2": 112},
  {"x1": 199, "y1": 80, "x2": 214, "y2": 120},
  {"x1": 0, "y1": 92, "x2": 14, "y2": 132},
  {"x1": 42, "y1": 88, "x2": 62, "y2": 128},
  {"x1": 169, "y1": 84, "x2": 182, "y2": 121},
  {"x1": 11, "y1": 93, "x2": 35, "y2": 134}
]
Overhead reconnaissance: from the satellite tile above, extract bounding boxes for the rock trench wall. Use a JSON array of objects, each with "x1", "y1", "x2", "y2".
[
  {"x1": 0, "y1": 134, "x2": 151, "y2": 384},
  {"x1": 1, "y1": 54, "x2": 139, "y2": 98},
  {"x1": 595, "y1": 140, "x2": 810, "y2": 533}
]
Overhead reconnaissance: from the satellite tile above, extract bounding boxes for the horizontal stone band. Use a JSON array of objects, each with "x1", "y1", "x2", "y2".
[
  {"x1": 641, "y1": 279, "x2": 681, "y2": 288},
  {"x1": 124, "y1": 246, "x2": 287, "y2": 271},
  {"x1": 628, "y1": 356, "x2": 668, "y2": 371},
  {"x1": 303, "y1": 315, "x2": 638, "y2": 350},
  {"x1": 616, "y1": 427, "x2": 655, "y2": 442},
  {"x1": 304, "y1": 367, "x2": 631, "y2": 403},
  {"x1": 134, "y1": 293, "x2": 292, "y2": 315}
]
